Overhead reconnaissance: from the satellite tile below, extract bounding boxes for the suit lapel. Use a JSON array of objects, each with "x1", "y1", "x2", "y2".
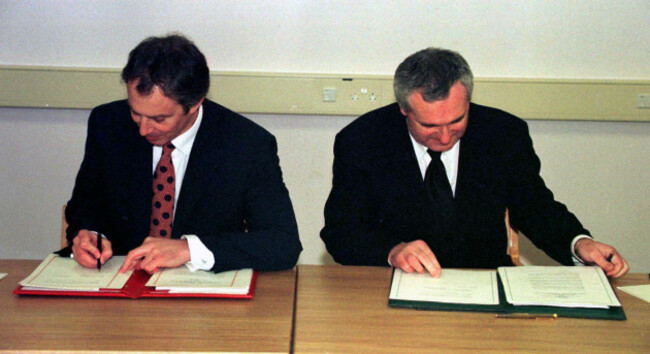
[
  {"x1": 109, "y1": 109, "x2": 153, "y2": 243},
  {"x1": 172, "y1": 110, "x2": 224, "y2": 235},
  {"x1": 127, "y1": 128, "x2": 154, "y2": 238},
  {"x1": 454, "y1": 105, "x2": 503, "y2": 232},
  {"x1": 384, "y1": 116, "x2": 437, "y2": 224},
  {"x1": 455, "y1": 108, "x2": 483, "y2": 213},
  {"x1": 454, "y1": 135, "x2": 474, "y2": 205}
]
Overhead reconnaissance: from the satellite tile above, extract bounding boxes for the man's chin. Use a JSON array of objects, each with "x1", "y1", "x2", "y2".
[
  {"x1": 145, "y1": 136, "x2": 165, "y2": 146},
  {"x1": 428, "y1": 144, "x2": 454, "y2": 152}
]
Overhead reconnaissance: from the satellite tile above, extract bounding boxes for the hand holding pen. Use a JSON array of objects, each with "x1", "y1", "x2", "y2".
[
  {"x1": 70, "y1": 229, "x2": 113, "y2": 269},
  {"x1": 574, "y1": 238, "x2": 629, "y2": 278}
]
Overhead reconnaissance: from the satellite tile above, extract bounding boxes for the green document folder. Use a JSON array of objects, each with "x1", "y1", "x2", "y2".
[{"x1": 388, "y1": 271, "x2": 626, "y2": 321}]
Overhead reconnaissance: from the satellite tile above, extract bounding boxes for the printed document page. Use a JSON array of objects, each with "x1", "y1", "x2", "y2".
[
  {"x1": 389, "y1": 269, "x2": 499, "y2": 305},
  {"x1": 498, "y1": 266, "x2": 621, "y2": 308},
  {"x1": 19, "y1": 254, "x2": 132, "y2": 291},
  {"x1": 617, "y1": 285, "x2": 650, "y2": 304},
  {"x1": 146, "y1": 267, "x2": 253, "y2": 294}
]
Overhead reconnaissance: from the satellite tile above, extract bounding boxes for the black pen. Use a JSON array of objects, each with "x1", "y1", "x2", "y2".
[{"x1": 97, "y1": 233, "x2": 103, "y2": 271}]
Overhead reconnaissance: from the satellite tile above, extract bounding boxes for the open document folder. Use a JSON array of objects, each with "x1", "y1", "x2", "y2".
[
  {"x1": 388, "y1": 266, "x2": 625, "y2": 320},
  {"x1": 14, "y1": 254, "x2": 256, "y2": 299}
]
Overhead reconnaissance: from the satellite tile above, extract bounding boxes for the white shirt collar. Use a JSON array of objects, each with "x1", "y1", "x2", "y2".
[
  {"x1": 170, "y1": 105, "x2": 203, "y2": 156},
  {"x1": 408, "y1": 130, "x2": 461, "y2": 166},
  {"x1": 408, "y1": 128, "x2": 461, "y2": 195}
]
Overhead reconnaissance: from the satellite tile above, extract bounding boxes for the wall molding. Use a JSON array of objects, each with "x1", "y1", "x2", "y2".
[{"x1": 1, "y1": 65, "x2": 648, "y2": 121}]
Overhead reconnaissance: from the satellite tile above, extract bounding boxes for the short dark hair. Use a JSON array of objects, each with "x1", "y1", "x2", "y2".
[
  {"x1": 121, "y1": 34, "x2": 210, "y2": 113},
  {"x1": 393, "y1": 48, "x2": 473, "y2": 112}
]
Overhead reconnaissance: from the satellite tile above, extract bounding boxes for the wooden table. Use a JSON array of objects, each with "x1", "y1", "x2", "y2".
[
  {"x1": 294, "y1": 265, "x2": 649, "y2": 353},
  {"x1": 0, "y1": 259, "x2": 297, "y2": 353}
]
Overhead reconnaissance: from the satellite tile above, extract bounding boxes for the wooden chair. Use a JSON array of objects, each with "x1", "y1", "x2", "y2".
[
  {"x1": 505, "y1": 209, "x2": 522, "y2": 266},
  {"x1": 60, "y1": 205, "x2": 68, "y2": 248}
]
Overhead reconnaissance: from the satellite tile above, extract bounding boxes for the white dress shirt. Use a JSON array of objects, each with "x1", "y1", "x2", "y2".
[{"x1": 152, "y1": 106, "x2": 215, "y2": 271}]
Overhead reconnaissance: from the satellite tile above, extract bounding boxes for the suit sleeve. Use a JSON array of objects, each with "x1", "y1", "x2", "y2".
[
  {"x1": 505, "y1": 119, "x2": 589, "y2": 265},
  {"x1": 320, "y1": 132, "x2": 402, "y2": 266},
  {"x1": 198, "y1": 137, "x2": 302, "y2": 272}
]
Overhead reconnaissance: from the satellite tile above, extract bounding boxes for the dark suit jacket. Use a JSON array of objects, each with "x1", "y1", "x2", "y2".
[
  {"x1": 65, "y1": 99, "x2": 302, "y2": 272},
  {"x1": 321, "y1": 102, "x2": 588, "y2": 268}
]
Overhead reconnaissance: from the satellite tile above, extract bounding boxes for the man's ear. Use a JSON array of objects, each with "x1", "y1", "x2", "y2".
[
  {"x1": 399, "y1": 105, "x2": 408, "y2": 117},
  {"x1": 189, "y1": 97, "x2": 205, "y2": 114}
]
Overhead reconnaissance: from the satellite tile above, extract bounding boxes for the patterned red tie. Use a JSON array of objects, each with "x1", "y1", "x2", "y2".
[{"x1": 150, "y1": 143, "x2": 175, "y2": 238}]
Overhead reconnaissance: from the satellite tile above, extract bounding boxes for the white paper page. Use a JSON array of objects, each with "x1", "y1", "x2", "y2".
[
  {"x1": 498, "y1": 266, "x2": 620, "y2": 308},
  {"x1": 0, "y1": 273, "x2": 6, "y2": 281},
  {"x1": 617, "y1": 284, "x2": 650, "y2": 304},
  {"x1": 19, "y1": 254, "x2": 132, "y2": 291},
  {"x1": 146, "y1": 267, "x2": 253, "y2": 294},
  {"x1": 389, "y1": 269, "x2": 499, "y2": 305}
]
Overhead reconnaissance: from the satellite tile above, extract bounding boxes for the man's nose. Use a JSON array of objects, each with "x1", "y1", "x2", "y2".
[
  {"x1": 139, "y1": 118, "x2": 152, "y2": 136},
  {"x1": 438, "y1": 125, "x2": 451, "y2": 144}
]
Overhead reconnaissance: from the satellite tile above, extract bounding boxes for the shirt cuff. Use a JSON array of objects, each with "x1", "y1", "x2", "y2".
[
  {"x1": 182, "y1": 234, "x2": 215, "y2": 271},
  {"x1": 571, "y1": 234, "x2": 593, "y2": 265}
]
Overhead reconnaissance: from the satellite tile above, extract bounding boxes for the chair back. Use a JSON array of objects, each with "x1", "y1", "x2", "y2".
[
  {"x1": 61, "y1": 205, "x2": 68, "y2": 248},
  {"x1": 505, "y1": 209, "x2": 522, "y2": 266}
]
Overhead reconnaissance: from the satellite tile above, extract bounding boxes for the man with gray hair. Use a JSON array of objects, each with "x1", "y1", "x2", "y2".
[{"x1": 321, "y1": 48, "x2": 628, "y2": 278}]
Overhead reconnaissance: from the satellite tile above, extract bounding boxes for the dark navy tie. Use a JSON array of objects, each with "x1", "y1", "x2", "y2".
[{"x1": 425, "y1": 149, "x2": 454, "y2": 230}]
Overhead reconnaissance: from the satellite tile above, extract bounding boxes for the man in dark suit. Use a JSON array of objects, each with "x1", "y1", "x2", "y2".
[
  {"x1": 65, "y1": 34, "x2": 302, "y2": 273},
  {"x1": 321, "y1": 48, "x2": 628, "y2": 278}
]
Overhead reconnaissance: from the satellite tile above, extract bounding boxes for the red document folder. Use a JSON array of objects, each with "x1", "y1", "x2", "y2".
[{"x1": 14, "y1": 258, "x2": 257, "y2": 299}]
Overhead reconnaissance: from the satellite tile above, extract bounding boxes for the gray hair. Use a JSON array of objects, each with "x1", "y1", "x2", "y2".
[{"x1": 393, "y1": 48, "x2": 473, "y2": 112}]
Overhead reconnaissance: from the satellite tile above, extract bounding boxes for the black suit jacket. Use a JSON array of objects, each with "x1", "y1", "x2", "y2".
[
  {"x1": 65, "y1": 99, "x2": 302, "y2": 272},
  {"x1": 321, "y1": 102, "x2": 588, "y2": 268}
]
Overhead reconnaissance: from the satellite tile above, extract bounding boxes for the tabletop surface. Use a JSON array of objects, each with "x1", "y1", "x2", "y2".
[
  {"x1": 2, "y1": 260, "x2": 649, "y2": 353},
  {"x1": 0, "y1": 259, "x2": 297, "y2": 353},
  {"x1": 293, "y1": 265, "x2": 650, "y2": 353}
]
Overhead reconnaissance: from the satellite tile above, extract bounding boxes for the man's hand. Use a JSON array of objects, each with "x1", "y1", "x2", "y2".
[
  {"x1": 71, "y1": 230, "x2": 113, "y2": 268},
  {"x1": 119, "y1": 237, "x2": 191, "y2": 274},
  {"x1": 574, "y1": 238, "x2": 629, "y2": 278},
  {"x1": 388, "y1": 240, "x2": 441, "y2": 277}
]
